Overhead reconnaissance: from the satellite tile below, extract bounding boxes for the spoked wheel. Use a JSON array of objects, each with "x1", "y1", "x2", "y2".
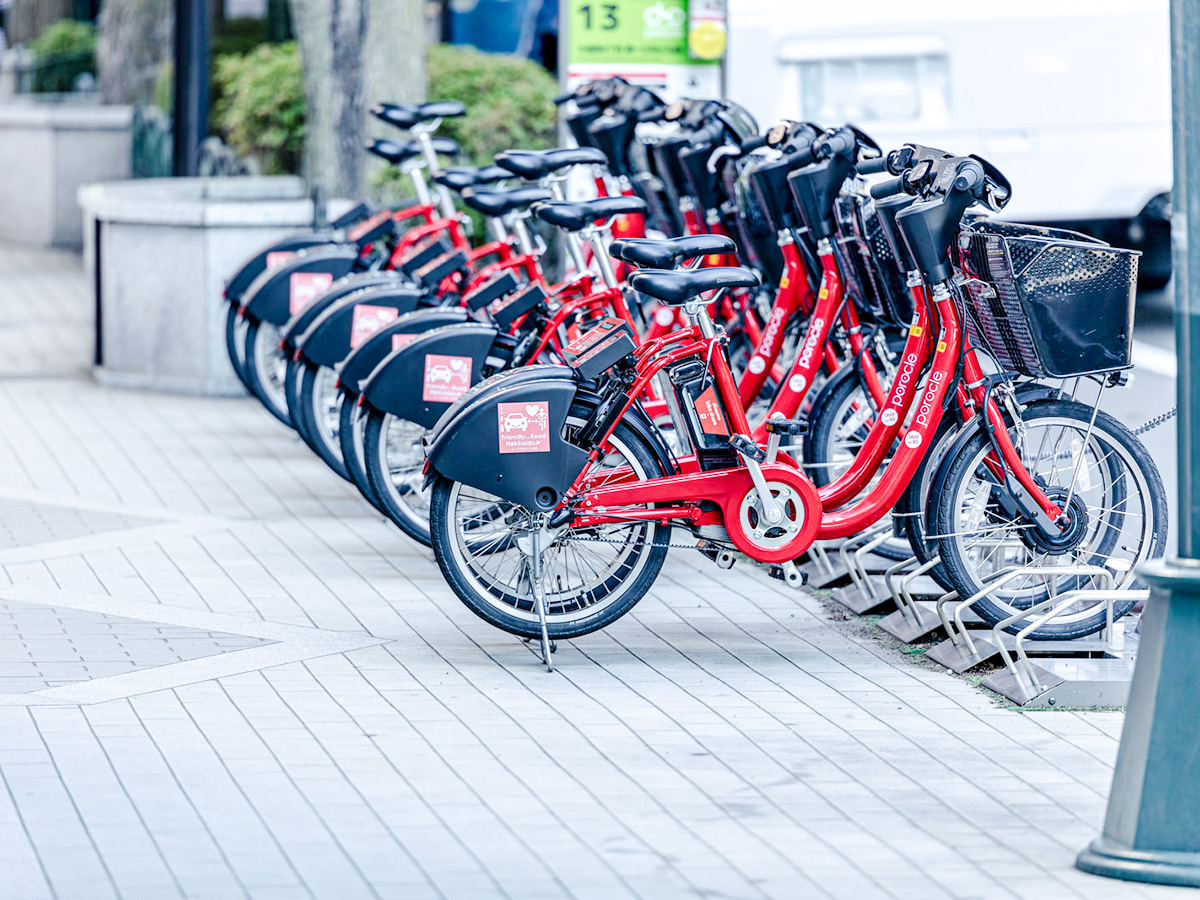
[
  {"x1": 804, "y1": 369, "x2": 913, "y2": 561},
  {"x1": 224, "y1": 303, "x2": 253, "y2": 393},
  {"x1": 429, "y1": 404, "x2": 671, "y2": 640},
  {"x1": 363, "y1": 409, "x2": 435, "y2": 544},
  {"x1": 243, "y1": 318, "x2": 293, "y2": 426},
  {"x1": 296, "y1": 362, "x2": 350, "y2": 481},
  {"x1": 340, "y1": 397, "x2": 387, "y2": 513},
  {"x1": 932, "y1": 400, "x2": 1167, "y2": 639}
]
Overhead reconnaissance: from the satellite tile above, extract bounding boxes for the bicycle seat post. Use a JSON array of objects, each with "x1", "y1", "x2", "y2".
[
  {"x1": 584, "y1": 220, "x2": 619, "y2": 289},
  {"x1": 413, "y1": 119, "x2": 457, "y2": 219},
  {"x1": 402, "y1": 158, "x2": 432, "y2": 208}
]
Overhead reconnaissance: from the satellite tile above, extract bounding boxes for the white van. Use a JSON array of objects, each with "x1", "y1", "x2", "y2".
[{"x1": 725, "y1": 0, "x2": 1172, "y2": 285}]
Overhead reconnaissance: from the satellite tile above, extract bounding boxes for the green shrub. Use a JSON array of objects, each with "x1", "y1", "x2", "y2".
[
  {"x1": 28, "y1": 20, "x2": 96, "y2": 93},
  {"x1": 211, "y1": 42, "x2": 306, "y2": 175},
  {"x1": 426, "y1": 44, "x2": 558, "y2": 165},
  {"x1": 29, "y1": 20, "x2": 96, "y2": 58}
]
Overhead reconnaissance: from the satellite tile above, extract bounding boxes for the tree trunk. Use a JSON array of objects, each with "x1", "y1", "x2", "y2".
[
  {"x1": 289, "y1": 0, "x2": 426, "y2": 198},
  {"x1": 5, "y1": 0, "x2": 73, "y2": 46},
  {"x1": 95, "y1": 0, "x2": 173, "y2": 106}
]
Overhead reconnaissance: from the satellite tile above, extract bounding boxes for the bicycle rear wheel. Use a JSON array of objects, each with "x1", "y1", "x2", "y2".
[
  {"x1": 243, "y1": 319, "x2": 293, "y2": 427},
  {"x1": 224, "y1": 304, "x2": 253, "y2": 393},
  {"x1": 429, "y1": 403, "x2": 671, "y2": 640}
]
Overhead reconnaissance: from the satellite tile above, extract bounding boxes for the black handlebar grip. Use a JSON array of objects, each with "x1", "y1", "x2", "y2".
[
  {"x1": 688, "y1": 120, "x2": 725, "y2": 146},
  {"x1": 637, "y1": 107, "x2": 666, "y2": 123},
  {"x1": 816, "y1": 129, "x2": 855, "y2": 159},
  {"x1": 870, "y1": 178, "x2": 907, "y2": 200},
  {"x1": 953, "y1": 160, "x2": 985, "y2": 193},
  {"x1": 741, "y1": 134, "x2": 769, "y2": 153},
  {"x1": 856, "y1": 155, "x2": 889, "y2": 175}
]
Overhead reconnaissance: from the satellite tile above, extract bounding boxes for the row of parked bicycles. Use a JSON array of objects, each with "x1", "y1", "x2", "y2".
[{"x1": 222, "y1": 78, "x2": 1166, "y2": 670}]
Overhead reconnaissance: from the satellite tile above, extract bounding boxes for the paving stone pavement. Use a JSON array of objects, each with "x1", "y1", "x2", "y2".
[{"x1": 0, "y1": 244, "x2": 1189, "y2": 900}]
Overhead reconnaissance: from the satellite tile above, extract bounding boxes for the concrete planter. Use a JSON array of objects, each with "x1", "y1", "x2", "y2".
[
  {"x1": 79, "y1": 176, "x2": 319, "y2": 395},
  {"x1": 0, "y1": 101, "x2": 132, "y2": 248}
]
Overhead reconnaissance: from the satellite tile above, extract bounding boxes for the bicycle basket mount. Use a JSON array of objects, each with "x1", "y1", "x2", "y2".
[{"x1": 958, "y1": 220, "x2": 1139, "y2": 378}]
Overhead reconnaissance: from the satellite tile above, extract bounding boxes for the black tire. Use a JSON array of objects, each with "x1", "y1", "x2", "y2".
[
  {"x1": 242, "y1": 318, "x2": 293, "y2": 427},
  {"x1": 297, "y1": 362, "x2": 350, "y2": 481},
  {"x1": 224, "y1": 303, "x2": 253, "y2": 393},
  {"x1": 283, "y1": 356, "x2": 307, "y2": 433},
  {"x1": 340, "y1": 396, "x2": 387, "y2": 513},
  {"x1": 931, "y1": 400, "x2": 1168, "y2": 639},
  {"x1": 429, "y1": 402, "x2": 671, "y2": 640},
  {"x1": 803, "y1": 367, "x2": 913, "y2": 562},
  {"x1": 363, "y1": 408, "x2": 435, "y2": 545}
]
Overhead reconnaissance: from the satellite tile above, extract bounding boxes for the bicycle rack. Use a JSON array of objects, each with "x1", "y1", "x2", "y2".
[
  {"x1": 876, "y1": 556, "x2": 954, "y2": 643},
  {"x1": 796, "y1": 541, "x2": 851, "y2": 589},
  {"x1": 980, "y1": 589, "x2": 1144, "y2": 706},
  {"x1": 831, "y1": 524, "x2": 896, "y2": 614},
  {"x1": 923, "y1": 565, "x2": 1114, "y2": 673}
]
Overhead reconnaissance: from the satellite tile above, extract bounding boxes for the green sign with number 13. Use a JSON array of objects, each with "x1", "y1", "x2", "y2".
[{"x1": 568, "y1": 0, "x2": 713, "y2": 67}]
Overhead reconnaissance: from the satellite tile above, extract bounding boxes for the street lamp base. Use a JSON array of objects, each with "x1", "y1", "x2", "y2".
[
  {"x1": 1077, "y1": 837, "x2": 1200, "y2": 887},
  {"x1": 1075, "y1": 557, "x2": 1200, "y2": 886}
]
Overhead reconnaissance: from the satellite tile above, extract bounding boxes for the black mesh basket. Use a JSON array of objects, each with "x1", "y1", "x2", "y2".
[
  {"x1": 957, "y1": 220, "x2": 1140, "y2": 378},
  {"x1": 834, "y1": 195, "x2": 911, "y2": 326}
]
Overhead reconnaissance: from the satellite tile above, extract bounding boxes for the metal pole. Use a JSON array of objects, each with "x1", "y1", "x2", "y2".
[
  {"x1": 1076, "y1": 0, "x2": 1200, "y2": 886},
  {"x1": 172, "y1": 0, "x2": 210, "y2": 177}
]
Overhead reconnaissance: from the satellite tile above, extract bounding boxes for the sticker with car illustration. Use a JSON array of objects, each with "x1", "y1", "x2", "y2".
[
  {"x1": 288, "y1": 271, "x2": 334, "y2": 314},
  {"x1": 350, "y1": 304, "x2": 400, "y2": 348},
  {"x1": 422, "y1": 354, "x2": 473, "y2": 403},
  {"x1": 497, "y1": 401, "x2": 550, "y2": 453}
]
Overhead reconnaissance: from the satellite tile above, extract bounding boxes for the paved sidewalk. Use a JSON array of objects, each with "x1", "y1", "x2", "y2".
[{"x1": 0, "y1": 244, "x2": 1187, "y2": 900}]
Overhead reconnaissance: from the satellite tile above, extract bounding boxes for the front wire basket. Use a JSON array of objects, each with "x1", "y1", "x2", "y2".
[{"x1": 957, "y1": 220, "x2": 1140, "y2": 378}]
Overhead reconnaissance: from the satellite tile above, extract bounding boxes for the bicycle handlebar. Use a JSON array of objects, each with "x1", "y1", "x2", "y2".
[
  {"x1": 855, "y1": 155, "x2": 889, "y2": 176},
  {"x1": 869, "y1": 177, "x2": 907, "y2": 200}
]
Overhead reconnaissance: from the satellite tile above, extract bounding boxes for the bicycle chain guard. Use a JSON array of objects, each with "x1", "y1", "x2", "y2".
[{"x1": 721, "y1": 467, "x2": 821, "y2": 564}]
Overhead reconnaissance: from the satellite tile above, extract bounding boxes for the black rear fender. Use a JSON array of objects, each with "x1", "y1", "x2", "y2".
[
  {"x1": 240, "y1": 247, "x2": 359, "y2": 326},
  {"x1": 425, "y1": 367, "x2": 589, "y2": 511},
  {"x1": 224, "y1": 233, "x2": 336, "y2": 305},
  {"x1": 338, "y1": 308, "x2": 470, "y2": 394},
  {"x1": 279, "y1": 273, "x2": 405, "y2": 349},
  {"x1": 360, "y1": 323, "x2": 505, "y2": 427},
  {"x1": 295, "y1": 286, "x2": 427, "y2": 368}
]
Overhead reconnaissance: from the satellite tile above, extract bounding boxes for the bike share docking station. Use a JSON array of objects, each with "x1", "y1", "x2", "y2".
[{"x1": 817, "y1": 524, "x2": 1141, "y2": 708}]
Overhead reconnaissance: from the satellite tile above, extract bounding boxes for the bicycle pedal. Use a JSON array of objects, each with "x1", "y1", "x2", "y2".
[
  {"x1": 768, "y1": 561, "x2": 808, "y2": 589},
  {"x1": 728, "y1": 433, "x2": 766, "y2": 462},
  {"x1": 764, "y1": 416, "x2": 808, "y2": 437}
]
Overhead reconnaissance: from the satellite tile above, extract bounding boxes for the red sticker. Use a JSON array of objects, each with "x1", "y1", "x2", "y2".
[
  {"x1": 350, "y1": 304, "x2": 400, "y2": 348},
  {"x1": 498, "y1": 401, "x2": 550, "y2": 453},
  {"x1": 422, "y1": 354, "x2": 472, "y2": 403},
  {"x1": 265, "y1": 250, "x2": 295, "y2": 269},
  {"x1": 694, "y1": 385, "x2": 729, "y2": 436},
  {"x1": 289, "y1": 271, "x2": 334, "y2": 314},
  {"x1": 392, "y1": 332, "x2": 419, "y2": 351}
]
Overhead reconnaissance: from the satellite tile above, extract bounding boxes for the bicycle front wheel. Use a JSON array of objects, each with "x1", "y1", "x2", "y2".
[{"x1": 931, "y1": 400, "x2": 1167, "y2": 639}]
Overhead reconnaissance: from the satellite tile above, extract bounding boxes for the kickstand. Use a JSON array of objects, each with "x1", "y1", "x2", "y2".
[{"x1": 529, "y1": 526, "x2": 554, "y2": 672}]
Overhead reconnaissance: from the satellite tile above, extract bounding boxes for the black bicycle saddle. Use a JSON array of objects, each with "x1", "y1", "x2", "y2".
[
  {"x1": 629, "y1": 267, "x2": 760, "y2": 306},
  {"x1": 531, "y1": 197, "x2": 647, "y2": 231},
  {"x1": 610, "y1": 235, "x2": 736, "y2": 269}
]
